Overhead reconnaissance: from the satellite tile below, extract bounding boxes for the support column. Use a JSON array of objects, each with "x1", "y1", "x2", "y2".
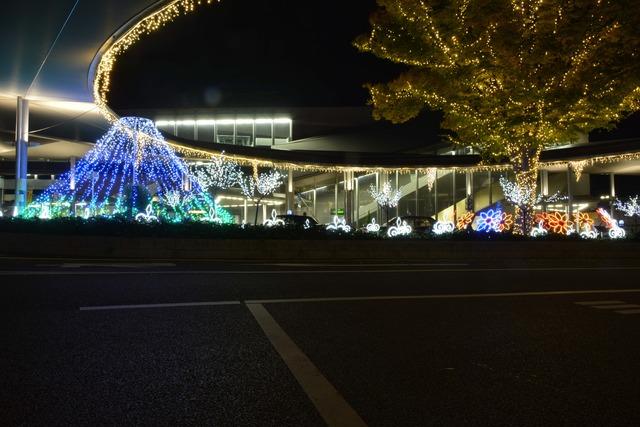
[
  {"x1": 313, "y1": 189, "x2": 317, "y2": 219},
  {"x1": 354, "y1": 177, "x2": 359, "y2": 226},
  {"x1": 434, "y1": 171, "x2": 439, "y2": 220},
  {"x1": 395, "y1": 171, "x2": 400, "y2": 218},
  {"x1": 567, "y1": 167, "x2": 573, "y2": 222},
  {"x1": 610, "y1": 173, "x2": 616, "y2": 218},
  {"x1": 14, "y1": 96, "x2": 29, "y2": 216},
  {"x1": 452, "y1": 171, "x2": 457, "y2": 223},
  {"x1": 488, "y1": 171, "x2": 493, "y2": 206},
  {"x1": 540, "y1": 169, "x2": 549, "y2": 213},
  {"x1": 243, "y1": 199, "x2": 248, "y2": 224},
  {"x1": 465, "y1": 172, "x2": 473, "y2": 212},
  {"x1": 69, "y1": 157, "x2": 77, "y2": 191},
  {"x1": 286, "y1": 170, "x2": 294, "y2": 214},
  {"x1": 262, "y1": 203, "x2": 267, "y2": 224},
  {"x1": 344, "y1": 171, "x2": 354, "y2": 225},
  {"x1": 415, "y1": 171, "x2": 419, "y2": 216}
]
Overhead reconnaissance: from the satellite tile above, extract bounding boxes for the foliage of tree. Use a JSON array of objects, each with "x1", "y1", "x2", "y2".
[{"x1": 356, "y1": 0, "x2": 640, "y2": 232}]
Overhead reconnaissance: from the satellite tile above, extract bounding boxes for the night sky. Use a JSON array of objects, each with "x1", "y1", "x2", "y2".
[
  {"x1": 110, "y1": 0, "x2": 402, "y2": 110},
  {"x1": 109, "y1": 0, "x2": 640, "y2": 140}
]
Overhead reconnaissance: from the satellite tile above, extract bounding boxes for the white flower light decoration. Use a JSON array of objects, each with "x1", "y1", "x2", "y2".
[
  {"x1": 433, "y1": 220, "x2": 455, "y2": 235},
  {"x1": 387, "y1": 217, "x2": 412, "y2": 237},
  {"x1": 135, "y1": 204, "x2": 158, "y2": 223},
  {"x1": 264, "y1": 209, "x2": 285, "y2": 227},
  {"x1": 326, "y1": 216, "x2": 352, "y2": 233},
  {"x1": 366, "y1": 218, "x2": 381, "y2": 233}
]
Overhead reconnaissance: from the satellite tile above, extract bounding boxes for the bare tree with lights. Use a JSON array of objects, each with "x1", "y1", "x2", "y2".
[
  {"x1": 190, "y1": 156, "x2": 242, "y2": 198},
  {"x1": 369, "y1": 180, "x2": 401, "y2": 222},
  {"x1": 240, "y1": 169, "x2": 285, "y2": 225},
  {"x1": 356, "y1": 0, "x2": 640, "y2": 233}
]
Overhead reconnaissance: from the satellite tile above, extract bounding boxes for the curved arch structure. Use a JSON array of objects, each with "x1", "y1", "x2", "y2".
[{"x1": 89, "y1": 0, "x2": 640, "y2": 175}]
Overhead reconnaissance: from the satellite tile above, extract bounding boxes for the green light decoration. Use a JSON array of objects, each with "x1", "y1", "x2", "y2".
[{"x1": 23, "y1": 117, "x2": 233, "y2": 223}]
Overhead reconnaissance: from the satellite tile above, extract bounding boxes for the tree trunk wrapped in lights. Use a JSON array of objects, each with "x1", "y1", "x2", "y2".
[
  {"x1": 510, "y1": 144, "x2": 542, "y2": 234},
  {"x1": 356, "y1": 0, "x2": 640, "y2": 234}
]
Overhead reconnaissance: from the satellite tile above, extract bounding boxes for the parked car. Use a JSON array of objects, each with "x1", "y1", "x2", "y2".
[
  {"x1": 381, "y1": 215, "x2": 437, "y2": 234},
  {"x1": 276, "y1": 214, "x2": 319, "y2": 228}
]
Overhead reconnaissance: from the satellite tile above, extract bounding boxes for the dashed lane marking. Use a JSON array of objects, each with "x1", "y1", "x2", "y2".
[
  {"x1": 592, "y1": 304, "x2": 640, "y2": 310},
  {"x1": 79, "y1": 301, "x2": 241, "y2": 311},
  {"x1": 617, "y1": 309, "x2": 640, "y2": 314},
  {"x1": 574, "y1": 301, "x2": 625, "y2": 306},
  {"x1": 575, "y1": 300, "x2": 640, "y2": 316}
]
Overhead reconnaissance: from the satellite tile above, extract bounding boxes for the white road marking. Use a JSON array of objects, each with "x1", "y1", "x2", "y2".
[
  {"x1": 79, "y1": 301, "x2": 241, "y2": 311},
  {"x1": 247, "y1": 303, "x2": 367, "y2": 427},
  {"x1": 269, "y1": 263, "x2": 469, "y2": 267},
  {"x1": 246, "y1": 289, "x2": 640, "y2": 304},
  {"x1": 592, "y1": 304, "x2": 640, "y2": 310},
  {"x1": 2, "y1": 266, "x2": 640, "y2": 276},
  {"x1": 574, "y1": 301, "x2": 624, "y2": 306},
  {"x1": 616, "y1": 309, "x2": 640, "y2": 314},
  {"x1": 61, "y1": 263, "x2": 176, "y2": 269}
]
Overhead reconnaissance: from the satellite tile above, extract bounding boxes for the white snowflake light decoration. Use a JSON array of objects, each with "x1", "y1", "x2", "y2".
[
  {"x1": 326, "y1": 216, "x2": 352, "y2": 233},
  {"x1": 369, "y1": 181, "x2": 401, "y2": 208},
  {"x1": 264, "y1": 209, "x2": 285, "y2": 227},
  {"x1": 366, "y1": 218, "x2": 381, "y2": 233},
  {"x1": 387, "y1": 217, "x2": 412, "y2": 237}
]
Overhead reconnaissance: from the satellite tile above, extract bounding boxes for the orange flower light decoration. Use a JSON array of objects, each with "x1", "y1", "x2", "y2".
[
  {"x1": 572, "y1": 212, "x2": 594, "y2": 229},
  {"x1": 547, "y1": 212, "x2": 573, "y2": 234},
  {"x1": 457, "y1": 211, "x2": 475, "y2": 230},
  {"x1": 498, "y1": 212, "x2": 514, "y2": 232}
]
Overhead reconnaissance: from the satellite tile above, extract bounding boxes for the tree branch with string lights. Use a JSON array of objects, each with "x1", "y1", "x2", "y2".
[
  {"x1": 239, "y1": 170, "x2": 285, "y2": 225},
  {"x1": 356, "y1": 0, "x2": 640, "y2": 233}
]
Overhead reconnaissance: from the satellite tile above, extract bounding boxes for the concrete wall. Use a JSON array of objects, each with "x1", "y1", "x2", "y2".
[{"x1": 1, "y1": 232, "x2": 638, "y2": 263}]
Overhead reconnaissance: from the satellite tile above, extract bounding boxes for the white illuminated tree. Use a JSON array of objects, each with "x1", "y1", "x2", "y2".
[
  {"x1": 614, "y1": 196, "x2": 640, "y2": 217},
  {"x1": 369, "y1": 181, "x2": 401, "y2": 222},
  {"x1": 240, "y1": 170, "x2": 285, "y2": 225},
  {"x1": 190, "y1": 156, "x2": 242, "y2": 195},
  {"x1": 499, "y1": 177, "x2": 564, "y2": 213}
]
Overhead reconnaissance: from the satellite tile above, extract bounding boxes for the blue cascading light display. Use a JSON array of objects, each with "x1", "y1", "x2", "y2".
[{"x1": 23, "y1": 117, "x2": 233, "y2": 223}]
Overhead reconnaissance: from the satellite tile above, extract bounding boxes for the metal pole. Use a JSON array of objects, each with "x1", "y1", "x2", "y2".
[
  {"x1": 287, "y1": 170, "x2": 294, "y2": 213},
  {"x1": 14, "y1": 97, "x2": 29, "y2": 216}
]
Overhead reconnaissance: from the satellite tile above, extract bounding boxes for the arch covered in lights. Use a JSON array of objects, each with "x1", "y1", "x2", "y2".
[{"x1": 89, "y1": 0, "x2": 640, "y2": 176}]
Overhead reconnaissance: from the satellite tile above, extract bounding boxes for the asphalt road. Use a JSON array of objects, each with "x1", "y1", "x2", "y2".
[{"x1": 1, "y1": 258, "x2": 640, "y2": 426}]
